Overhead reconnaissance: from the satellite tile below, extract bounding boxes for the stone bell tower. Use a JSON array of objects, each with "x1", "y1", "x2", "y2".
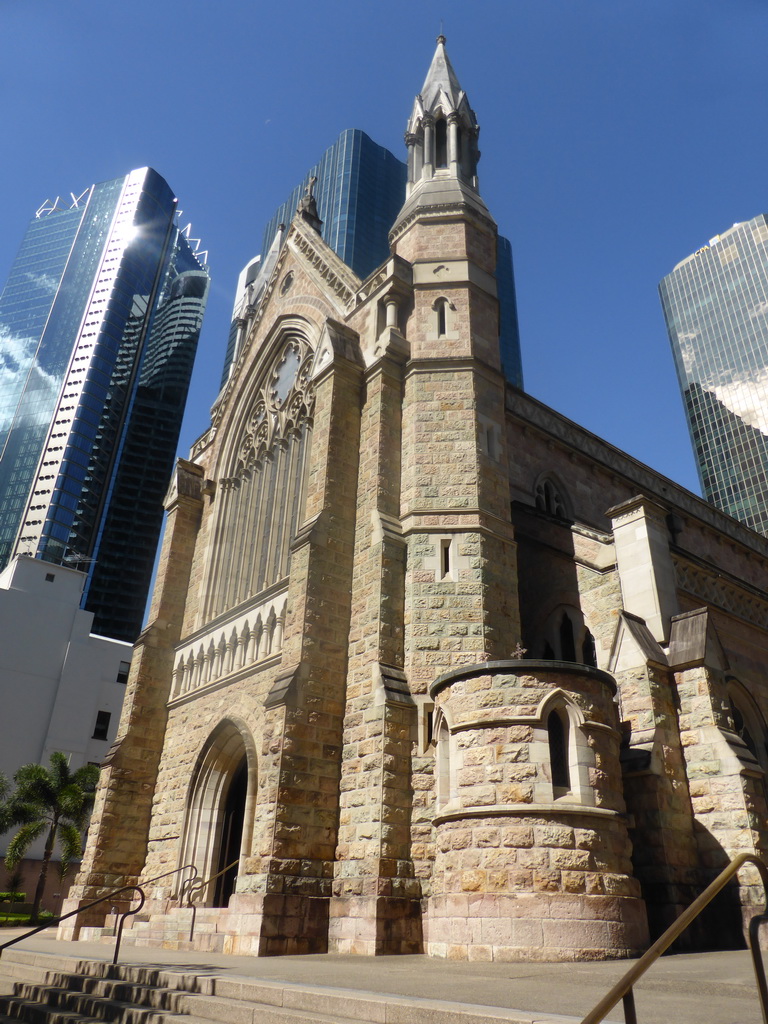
[
  {"x1": 325, "y1": 38, "x2": 521, "y2": 957},
  {"x1": 385, "y1": 39, "x2": 646, "y2": 960},
  {"x1": 392, "y1": 35, "x2": 521, "y2": 686}
]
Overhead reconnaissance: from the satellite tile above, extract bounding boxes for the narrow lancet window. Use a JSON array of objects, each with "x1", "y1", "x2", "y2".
[
  {"x1": 441, "y1": 538, "x2": 452, "y2": 579},
  {"x1": 559, "y1": 612, "x2": 576, "y2": 662},
  {"x1": 582, "y1": 629, "x2": 597, "y2": 668},
  {"x1": 436, "y1": 298, "x2": 447, "y2": 337},
  {"x1": 435, "y1": 118, "x2": 448, "y2": 168},
  {"x1": 548, "y1": 710, "x2": 570, "y2": 793}
]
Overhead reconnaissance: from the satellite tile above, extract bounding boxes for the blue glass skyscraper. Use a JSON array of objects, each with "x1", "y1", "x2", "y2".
[
  {"x1": 221, "y1": 128, "x2": 523, "y2": 390},
  {"x1": 0, "y1": 167, "x2": 209, "y2": 640},
  {"x1": 660, "y1": 215, "x2": 768, "y2": 536}
]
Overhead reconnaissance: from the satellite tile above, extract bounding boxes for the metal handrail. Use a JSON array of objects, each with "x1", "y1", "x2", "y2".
[
  {"x1": 580, "y1": 852, "x2": 768, "y2": 1024},
  {"x1": 185, "y1": 858, "x2": 240, "y2": 941},
  {"x1": 0, "y1": 884, "x2": 144, "y2": 966},
  {"x1": 140, "y1": 862, "x2": 199, "y2": 902}
]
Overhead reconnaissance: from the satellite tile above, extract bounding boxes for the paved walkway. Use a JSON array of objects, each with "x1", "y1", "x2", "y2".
[{"x1": 0, "y1": 928, "x2": 763, "y2": 1024}]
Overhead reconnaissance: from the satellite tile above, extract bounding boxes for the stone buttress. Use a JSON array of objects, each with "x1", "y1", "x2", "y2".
[{"x1": 60, "y1": 460, "x2": 205, "y2": 936}]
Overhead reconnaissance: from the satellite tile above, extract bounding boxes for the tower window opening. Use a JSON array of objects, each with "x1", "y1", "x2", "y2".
[
  {"x1": 730, "y1": 698, "x2": 758, "y2": 761},
  {"x1": 559, "y1": 612, "x2": 576, "y2": 663},
  {"x1": 582, "y1": 629, "x2": 597, "y2": 668},
  {"x1": 535, "y1": 478, "x2": 569, "y2": 518},
  {"x1": 548, "y1": 709, "x2": 570, "y2": 793},
  {"x1": 441, "y1": 538, "x2": 452, "y2": 579},
  {"x1": 435, "y1": 118, "x2": 448, "y2": 168},
  {"x1": 436, "y1": 299, "x2": 447, "y2": 337}
]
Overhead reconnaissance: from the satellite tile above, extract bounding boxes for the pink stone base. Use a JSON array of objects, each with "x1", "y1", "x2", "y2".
[
  {"x1": 58, "y1": 891, "x2": 140, "y2": 940},
  {"x1": 225, "y1": 892, "x2": 330, "y2": 955},
  {"x1": 328, "y1": 896, "x2": 423, "y2": 955},
  {"x1": 424, "y1": 892, "x2": 649, "y2": 961}
]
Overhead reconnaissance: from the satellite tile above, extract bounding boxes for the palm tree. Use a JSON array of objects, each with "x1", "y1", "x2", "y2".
[
  {"x1": 0, "y1": 772, "x2": 9, "y2": 833},
  {"x1": 5, "y1": 753, "x2": 100, "y2": 920}
]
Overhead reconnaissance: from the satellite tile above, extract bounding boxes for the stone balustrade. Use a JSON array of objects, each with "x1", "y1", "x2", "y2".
[{"x1": 171, "y1": 589, "x2": 287, "y2": 699}]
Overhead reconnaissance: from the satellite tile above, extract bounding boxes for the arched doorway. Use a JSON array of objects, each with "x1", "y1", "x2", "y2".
[
  {"x1": 213, "y1": 756, "x2": 247, "y2": 906},
  {"x1": 180, "y1": 720, "x2": 255, "y2": 907}
]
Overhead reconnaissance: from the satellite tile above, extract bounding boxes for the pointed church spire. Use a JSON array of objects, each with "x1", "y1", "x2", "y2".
[
  {"x1": 392, "y1": 36, "x2": 491, "y2": 237},
  {"x1": 403, "y1": 35, "x2": 482, "y2": 195},
  {"x1": 419, "y1": 34, "x2": 463, "y2": 113}
]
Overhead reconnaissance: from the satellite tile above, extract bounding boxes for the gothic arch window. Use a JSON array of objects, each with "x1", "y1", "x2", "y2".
[
  {"x1": 205, "y1": 332, "x2": 315, "y2": 619},
  {"x1": 548, "y1": 708, "x2": 570, "y2": 794},
  {"x1": 727, "y1": 680, "x2": 768, "y2": 774},
  {"x1": 559, "y1": 612, "x2": 576, "y2": 663},
  {"x1": 534, "y1": 475, "x2": 571, "y2": 519},
  {"x1": 433, "y1": 297, "x2": 453, "y2": 338},
  {"x1": 435, "y1": 712, "x2": 456, "y2": 810},
  {"x1": 435, "y1": 118, "x2": 448, "y2": 168},
  {"x1": 581, "y1": 629, "x2": 597, "y2": 668},
  {"x1": 534, "y1": 693, "x2": 593, "y2": 805},
  {"x1": 540, "y1": 606, "x2": 598, "y2": 668}
]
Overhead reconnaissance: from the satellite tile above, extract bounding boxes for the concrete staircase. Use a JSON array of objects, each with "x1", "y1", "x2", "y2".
[{"x1": 0, "y1": 948, "x2": 560, "y2": 1024}]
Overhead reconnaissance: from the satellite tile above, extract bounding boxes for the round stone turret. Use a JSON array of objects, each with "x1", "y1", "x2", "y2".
[{"x1": 426, "y1": 660, "x2": 649, "y2": 960}]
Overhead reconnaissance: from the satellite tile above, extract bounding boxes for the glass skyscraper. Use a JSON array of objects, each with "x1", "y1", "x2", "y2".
[
  {"x1": 0, "y1": 167, "x2": 209, "y2": 641},
  {"x1": 221, "y1": 128, "x2": 523, "y2": 390},
  {"x1": 659, "y1": 214, "x2": 768, "y2": 535}
]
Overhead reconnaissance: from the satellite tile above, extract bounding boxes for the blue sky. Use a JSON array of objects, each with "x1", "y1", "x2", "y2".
[{"x1": 2, "y1": 0, "x2": 767, "y2": 499}]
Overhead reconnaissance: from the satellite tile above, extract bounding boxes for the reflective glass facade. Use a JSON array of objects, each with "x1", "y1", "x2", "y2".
[
  {"x1": 261, "y1": 129, "x2": 406, "y2": 284},
  {"x1": 223, "y1": 128, "x2": 523, "y2": 390},
  {"x1": 0, "y1": 168, "x2": 209, "y2": 640},
  {"x1": 659, "y1": 214, "x2": 768, "y2": 535},
  {"x1": 496, "y1": 235, "x2": 524, "y2": 390}
]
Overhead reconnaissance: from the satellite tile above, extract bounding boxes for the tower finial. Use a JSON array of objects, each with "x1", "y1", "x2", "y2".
[{"x1": 437, "y1": 32, "x2": 446, "y2": 45}]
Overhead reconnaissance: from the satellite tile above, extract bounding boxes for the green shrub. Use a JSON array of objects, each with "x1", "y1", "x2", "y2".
[{"x1": 0, "y1": 891, "x2": 25, "y2": 903}]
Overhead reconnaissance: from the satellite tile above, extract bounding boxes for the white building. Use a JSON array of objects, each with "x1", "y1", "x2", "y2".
[{"x1": 0, "y1": 555, "x2": 131, "y2": 908}]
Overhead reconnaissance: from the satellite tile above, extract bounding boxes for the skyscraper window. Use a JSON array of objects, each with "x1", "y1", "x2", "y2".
[
  {"x1": 0, "y1": 168, "x2": 209, "y2": 640},
  {"x1": 660, "y1": 214, "x2": 768, "y2": 536}
]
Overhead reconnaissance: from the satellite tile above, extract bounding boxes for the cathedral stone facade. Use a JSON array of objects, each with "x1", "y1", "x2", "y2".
[{"x1": 62, "y1": 40, "x2": 768, "y2": 962}]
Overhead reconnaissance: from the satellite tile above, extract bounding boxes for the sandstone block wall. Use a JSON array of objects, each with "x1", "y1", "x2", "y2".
[{"x1": 425, "y1": 661, "x2": 648, "y2": 960}]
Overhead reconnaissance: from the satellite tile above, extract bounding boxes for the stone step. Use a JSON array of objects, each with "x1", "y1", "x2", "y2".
[
  {"x1": 0, "y1": 972, "x2": 375, "y2": 1024},
  {"x1": 0, "y1": 950, "x2": 577, "y2": 1024},
  {"x1": 0, "y1": 984, "x2": 168, "y2": 1024}
]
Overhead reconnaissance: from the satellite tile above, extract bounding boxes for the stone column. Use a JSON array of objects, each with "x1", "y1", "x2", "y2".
[
  {"x1": 59, "y1": 460, "x2": 205, "y2": 937},
  {"x1": 448, "y1": 114, "x2": 460, "y2": 175},
  {"x1": 422, "y1": 115, "x2": 435, "y2": 179},
  {"x1": 328, "y1": 329, "x2": 423, "y2": 954},
  {"x1": 405, "y1": 131, "x2": 419, "y2": 197}
]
